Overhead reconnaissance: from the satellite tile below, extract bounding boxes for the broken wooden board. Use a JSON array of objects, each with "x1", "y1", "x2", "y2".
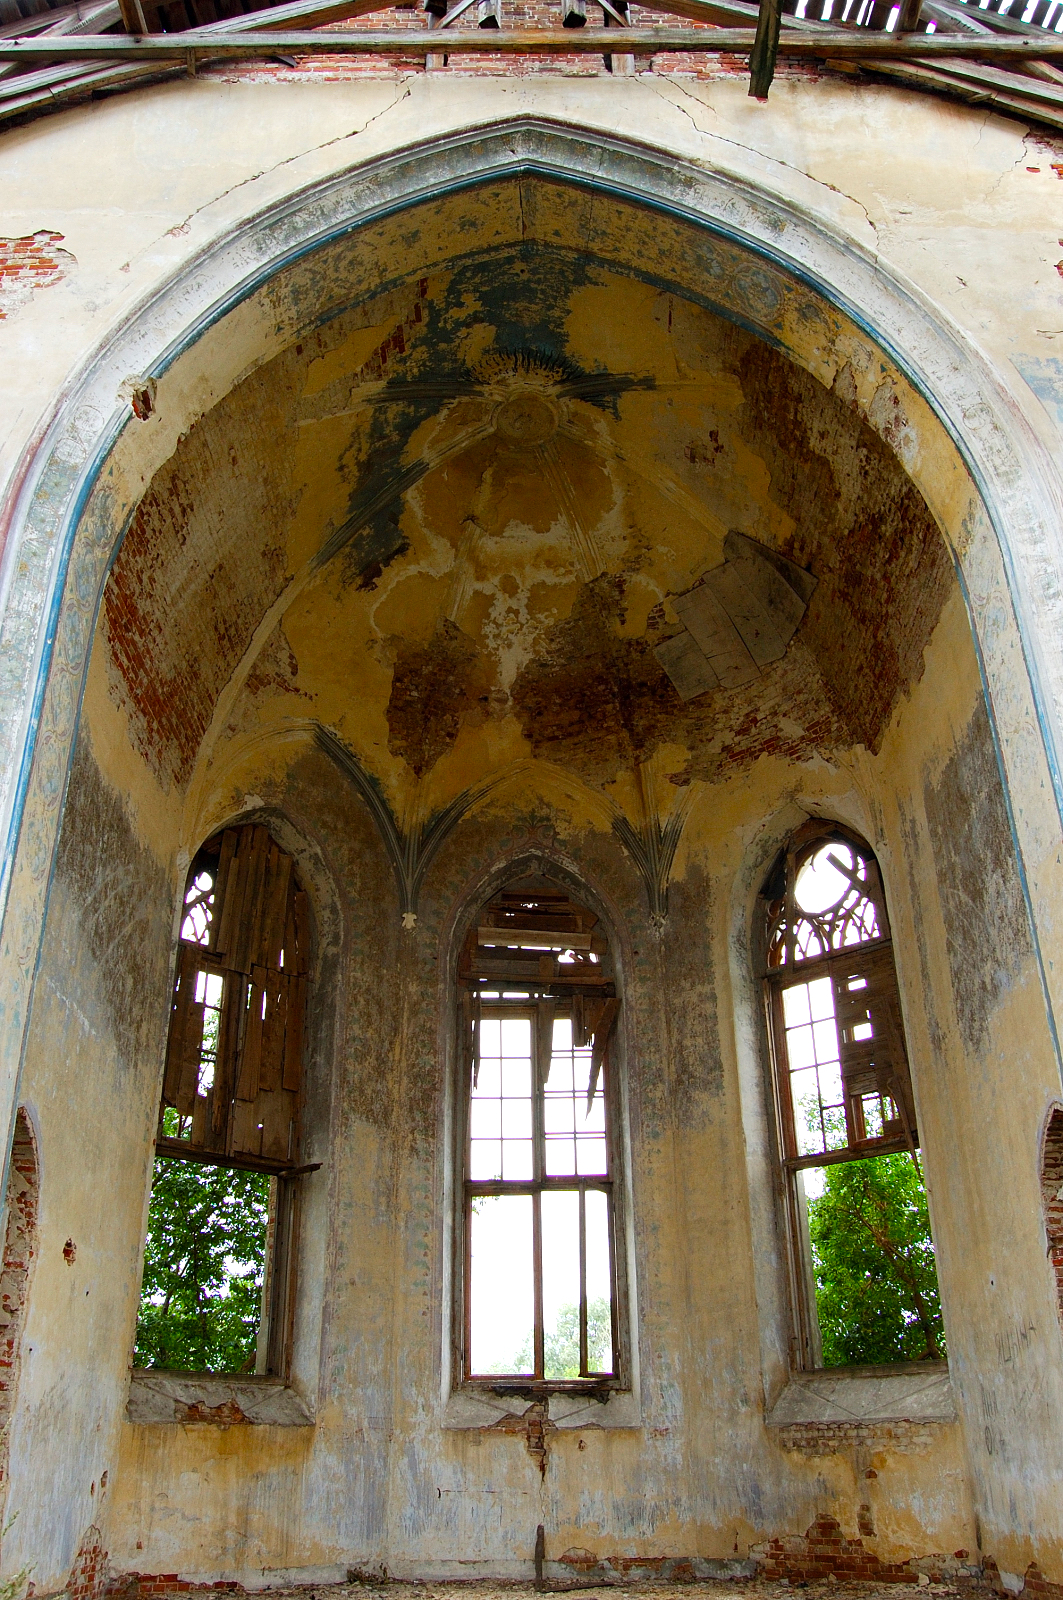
[
  {"x1": 658, "y1": 532, "x2": 817, "y2": 702},
  {"x1": 654, "y1": 631, "x2": 720, "y2": 700},
  {"x1": 673, "y1": 581, "x2": 760, "y2": 687}
]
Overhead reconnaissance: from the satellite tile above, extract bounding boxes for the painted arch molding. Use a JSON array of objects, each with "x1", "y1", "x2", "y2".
[{"x1": 1, "y1": 115, "x2": 1063, "y2": 1174}]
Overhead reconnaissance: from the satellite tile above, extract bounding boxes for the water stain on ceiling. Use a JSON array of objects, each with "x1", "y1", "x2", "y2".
[{"x1": 101, "y1": 238, "x2": 954, "y2": 803}]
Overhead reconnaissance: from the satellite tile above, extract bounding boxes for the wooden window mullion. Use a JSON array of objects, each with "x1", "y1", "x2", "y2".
[
  {"x1": 578, "y1": 1184, "x2": 588, "y2": 1378},
  {"x1": 533, "y1": 1189, "x2": 544, "y2": 1380}
]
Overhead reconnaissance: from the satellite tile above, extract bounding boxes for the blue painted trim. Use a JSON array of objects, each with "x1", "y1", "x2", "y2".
[{"x1": 0, "y1": 408, "x2": 127, "y2": 913}]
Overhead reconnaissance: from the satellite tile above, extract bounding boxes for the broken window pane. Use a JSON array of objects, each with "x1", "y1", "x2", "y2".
[
  {"x1": 181, "y1": 869, "x2": 215, "y2": 945},
  {"x1": 541, "y1": 1190, "x2": 581, "y2": 1379},
  {"x1": 468, "y1": 1194, "x2": 535, "y2": 1375},
  {"x1": 802, "y1": 1152, "x2": 946, "y2": 1366},
  {"x1": 145, "y1": 825, "x2": 310, "y2": 1376},
  {"x1": 584, "y1": 1187, "x2": 614, "y2": 1374},
  {"x1": 134, "y1": 1156, "x2": 270, "y2": 1374}
]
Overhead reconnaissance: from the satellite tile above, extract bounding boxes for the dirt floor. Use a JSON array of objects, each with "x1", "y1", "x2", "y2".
[{"x1": 165, "y1": 1581, "x2": 976, "y2": 1600}]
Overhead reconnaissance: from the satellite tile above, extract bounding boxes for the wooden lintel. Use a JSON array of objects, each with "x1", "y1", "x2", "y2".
[{"x1": 1, "y1": 27, "x2": 1062, "y2": 58}]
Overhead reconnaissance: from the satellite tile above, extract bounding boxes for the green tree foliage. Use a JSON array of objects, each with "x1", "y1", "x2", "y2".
[
  {"x1": 807, "y1": 1152, "x2": 945, "y2": 1367},
  {"x1": 516, "y1": 1298, "x2": 613, "y2": 1378},
  {"x1": 134, "y1": 1154, "x2": 270, "y2": 1373}
]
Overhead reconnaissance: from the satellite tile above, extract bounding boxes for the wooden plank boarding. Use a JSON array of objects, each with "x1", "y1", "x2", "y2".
[{"x1": 283, "y1": 972, "x2": 305, "y2": 1093}]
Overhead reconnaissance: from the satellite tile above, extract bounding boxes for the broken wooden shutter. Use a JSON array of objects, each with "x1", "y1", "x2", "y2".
[
  {"x1": 832, "y1": 948, "x2": 918, "y2": 1147},
  {"x1": 162, "y1": 944, "x2": 207, "y2": 1116},
  {"x1": 159, "y1": 824, "x2": 308, "y2": 1169}
]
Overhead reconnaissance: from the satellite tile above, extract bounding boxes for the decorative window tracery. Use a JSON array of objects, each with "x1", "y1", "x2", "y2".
[
  {"x1": 760, "y1": 821, "x2": 946, "y2": 1372},
  {"x1": 763, "y1": 822, "x2": 917, "y2": 1166}
]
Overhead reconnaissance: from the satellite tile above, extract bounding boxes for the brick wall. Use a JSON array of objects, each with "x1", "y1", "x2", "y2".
[
  {"x1": 0, "y1": 231, "x2": 76, "y2": 321},
  {"x1": 0, "y1": 1109, "x2": 38, "y2": 1519},
  {"x1": 754, "y1": 1514, "x2": 970, "y2": 1584},
  {"x1": 1040, "y1": 1107, "x2": 1063, "y2": 1319}
]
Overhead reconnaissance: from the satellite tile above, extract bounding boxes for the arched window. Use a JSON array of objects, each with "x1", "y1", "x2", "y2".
[
  {"x1": 135, "y1": 823, "x2": 312, "y2": 1377},
  {"x1": 456, "y1": 878, "x2": 623, "y2": 1387},
  {"x1": 762, "y1": 822, "x2": 944, "y2": 1369}
]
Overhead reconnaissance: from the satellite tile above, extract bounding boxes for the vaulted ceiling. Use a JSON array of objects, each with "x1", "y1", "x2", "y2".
[{"x1": 99, "y1": 214, "x2": 955, "y2": 815}]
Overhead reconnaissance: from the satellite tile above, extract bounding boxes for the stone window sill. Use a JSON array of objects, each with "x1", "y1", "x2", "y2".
[
  {"x1": 766, "y1": 1361, "x2": 954, "y2": 1428},
  {"x1": 127, "y1": 1369, "x2": 314, "y2": 1426},
  {"x1": 443, "y1": 1385, "x2": 640, "y2": 1430}
]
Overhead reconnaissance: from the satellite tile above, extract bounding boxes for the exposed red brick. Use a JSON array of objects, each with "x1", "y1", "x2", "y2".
[
  {"x1": 1041, "y1": 1108, "x2": 1063, "y2": 1322},
  {"x1": 0, "y1": 1112, "x2": 38, "y2": 1513},
  {"x1": 756, "y1": 1513, "x2": 937, "y2": 1584},
  {"x1": 67, "y1": 1526, "x2": 107, "y2": 1600},
  {"x1": 0, "y1": 231, "x2": 75, "y2": 319}
]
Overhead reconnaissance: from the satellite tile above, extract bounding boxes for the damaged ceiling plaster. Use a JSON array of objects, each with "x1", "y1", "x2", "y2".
[{"x1": 101, "y1": 234, "x2": 955, "y2": 818}]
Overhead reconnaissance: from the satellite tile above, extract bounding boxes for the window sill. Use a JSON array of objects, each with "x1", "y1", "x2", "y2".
[
  {"x1": 766, "y1": 1361, "x2": 954, "y2": 1428},
  {"x1": 444, "y1": 1385, "x2": 640, "y2": 1430},
  {"x1": 127, "y1": 1369, "x2": 314, "y2": 1426}
]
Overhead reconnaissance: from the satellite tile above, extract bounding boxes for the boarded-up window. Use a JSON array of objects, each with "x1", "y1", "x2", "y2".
[
  {"x1": 158, "y1": 825, "x2": 309, "y2": 1168},
  {"x1": 135, "y1": 826, "x2": 311, "y2": 1377}
]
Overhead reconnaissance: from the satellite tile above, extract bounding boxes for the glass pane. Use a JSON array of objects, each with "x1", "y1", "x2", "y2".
[
  {"x1": 543, "y1": 1095, "x2": 574, "y2": 1134},
  {"x1": 469, "y1": 1099, "x2": 501, "y2": 1141},
  {"x1": 807, "y1": 976, "x2": 835, "y2": 1022},
  {"x1": 469, "y1": 1141, "x2": 503, "y2": 1180},
  {"x1": 473, "y1": 1058, "x2": 501, "y2": 1098},
  {"x1": 541, "y1": 1191, "x2": 581, "y2": 1379},
  {"x1": 501, "y1": 1017, "x2": 532, "y2": 1056},
  {"x1": 549, "y1": 1018, "x2": 575, "y2": 1091},
  {"x1": 501, "y1": 1099, "x2": 532, "y2": 1140},
  {"x1": 782, "y1": 984, "x2": 811, "y2": 1027},
  {"x1": 817, "y1": 1059, "x2": 844, "y2": 1107},
  {"x1": 501, "y1": 1139, "x2": 534, "y2": 1181},
  {"x1": 468, "y1": 1195, "x2": 534, "y2": 1375},
  {"x1": 545, "y1": 1136, "x2": 576, "y2": 1176},
  {"x1": 585, "y1": 1189, "x2": 614, "y2": 1374},
  {"x1": 472, "y1": 1012, "x2": 533, "y2": 1183},
  {"x1": 576, "y1": 1137, "x2": 608, "y2": 1176},
  {"x1": 812, "y1": 1018, "x2": 840, "y2": 1063},
  {"x1": 786, "y1": 1022, "x2": 816, "y2": 1071},
  {"x1": 790, "y1": 1067, "x2": 823, "y2": 1155}
]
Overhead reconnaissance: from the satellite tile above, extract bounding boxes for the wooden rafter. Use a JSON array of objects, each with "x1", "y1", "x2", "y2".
[
  {"x1": 0, "y1": 0, "x2": 1061, "y2": 135},
  {"x1": 1, "y1": 25, "x2": 1061, "y2": 55}
]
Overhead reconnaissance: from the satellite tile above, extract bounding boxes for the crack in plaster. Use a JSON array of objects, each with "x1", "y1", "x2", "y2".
[
  {"x1": 649, "y1": 77, "x2": 880, "y2": 241},
  {"x1": 156, "y1": 82, "x2": 414, "y2": 243}
]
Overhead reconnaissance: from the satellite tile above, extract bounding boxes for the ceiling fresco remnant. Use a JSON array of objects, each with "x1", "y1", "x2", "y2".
[{"x1": 101, "y1": 218, "x2": 956, "y2": 830}]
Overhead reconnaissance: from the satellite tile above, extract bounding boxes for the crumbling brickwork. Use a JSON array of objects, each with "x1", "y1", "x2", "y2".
[
  {"x1": 755, "y1": 1514, "x2": 951, "y2": 1583},
  {"x1": 0, "y1": 231, "x2": 75, "y2": 319},
  {"x1": 66, "y1": 1525, "x2": 107, "y2": 1600},
  {"x1": 1041, "y1": 1107, "x2": 1063, "y2": 1320},
  {"x1": 0, "y1": 1110, "x2": 38, "y2": 1514}
]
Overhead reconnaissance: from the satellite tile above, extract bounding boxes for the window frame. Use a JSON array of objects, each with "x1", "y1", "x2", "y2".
[
  {"x1": 452, "y1": 882, "x2": 630, "y2": 1399},
  {"x1": 139, "y1": 823, "x2": 315, "y2": 1382},
  {"x1": 461, "y1": 997, "x2": 621, "y2": 1390},
  {"x1": 760, "y1": 821, "x2": 924, "y2": 1372}
]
